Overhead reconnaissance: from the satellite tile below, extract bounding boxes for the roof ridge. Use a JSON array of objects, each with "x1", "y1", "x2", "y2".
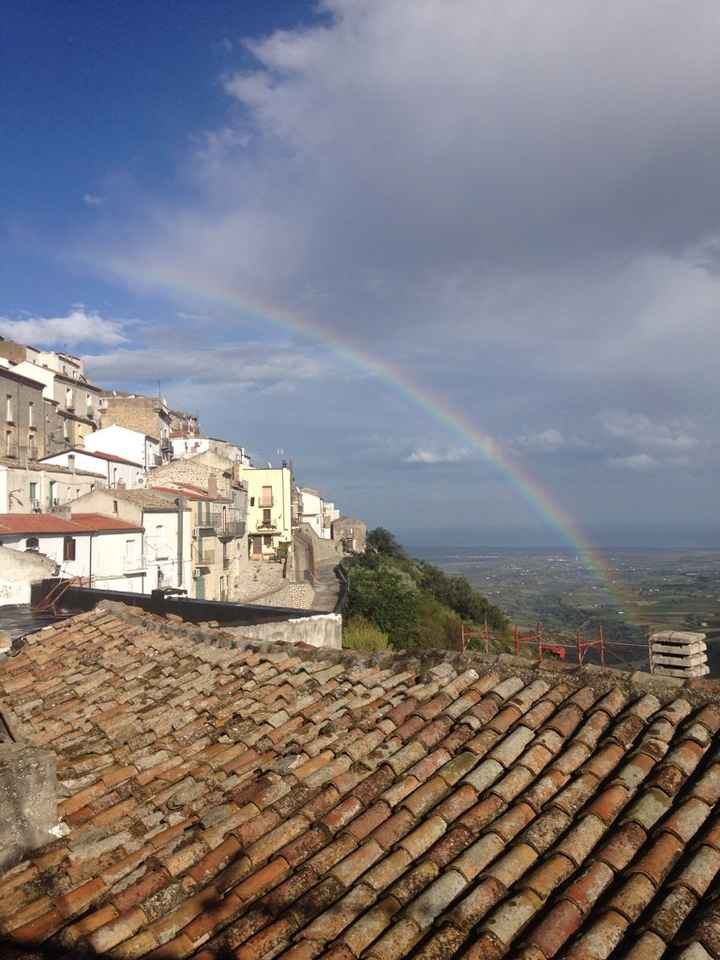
[{"x1": 32, "y1": 601, "x2": 720, "y2": 708}]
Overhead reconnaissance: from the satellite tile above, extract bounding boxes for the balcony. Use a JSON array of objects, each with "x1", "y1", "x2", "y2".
[
  {"x1": 196, "y1": 512, "x2": 221, "y2": 532},
  {"x1": 217, "y1": 520, "x2": 246, "y2": 540},
  {"x1": 124, "y1": 554, "x2": 147, "y2": 572},
  {"x1": 223, "y1": 557, "x2": 231, "y2": 570},
  {"x1": 258, "y1": 520, "x2": 279, "y2": 532}
]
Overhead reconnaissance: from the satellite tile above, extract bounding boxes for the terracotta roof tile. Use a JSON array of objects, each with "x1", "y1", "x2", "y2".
[{"x1": 3, "y1": 605, "x2": 720, "y2": 960}]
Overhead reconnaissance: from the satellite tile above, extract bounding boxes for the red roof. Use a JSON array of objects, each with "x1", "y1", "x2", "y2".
[
  {"x1": 40, "y1": 448, "x2": 144, "y2": 468},
  {"x1": 0, "y1": 513, "x2": 143, "y2": 535}
]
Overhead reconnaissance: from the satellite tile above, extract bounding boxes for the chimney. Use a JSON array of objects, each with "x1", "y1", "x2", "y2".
[
  {"x1": 208, "y1": 475, "x2": 218, "y2": 499},
  {"x1": 0, "y1": 713, "x2": 59, "y2": 870}
]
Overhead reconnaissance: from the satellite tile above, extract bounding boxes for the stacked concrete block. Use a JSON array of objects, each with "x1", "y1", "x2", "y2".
[{"x1": 649, "y1": 630, "x2": 709, "y2": 678}]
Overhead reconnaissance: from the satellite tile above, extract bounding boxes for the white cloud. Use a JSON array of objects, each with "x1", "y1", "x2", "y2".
[
  {"x1": 83, "y1": 342, "x2": 329, "y2": 389},
  {"x1": 405, "y1": 447, "x2": 476, "y2": 465},
  {"x1": 0, "y1": 307, "x2": 128, "y2": 347},
  {"x1": 83, "y1": 193, "x2": 104, "y2": 208},
  {"x1": 607, "y1": 453, "x2": 658, "y2": 472},
  {"x1": 600, "y1": 411, "x2": 698, "y2": 451}
]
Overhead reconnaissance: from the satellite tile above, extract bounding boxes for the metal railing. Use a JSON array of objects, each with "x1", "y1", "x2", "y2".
[
  {"x1": 218, "y1": 520, "x2": 245, "y2": 539},
  {"x1": 196, "y1": 512, "x2": 221, "y2": 530}
]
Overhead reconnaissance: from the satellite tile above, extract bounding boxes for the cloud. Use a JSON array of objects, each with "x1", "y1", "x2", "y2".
[
  {"x1": 515, "y1": 429, "x2": 567, "y2": 453},
  {"x1": 0, "y1": 307, "x2": 128, "y2": 347},
  {"x1": 600, "y1": 411, "x2": 698, "y2": 451},
  {"x1": 83, "y1": 341, "x2": 330, "y2": 389},
  {"x1": 83, "y1": 193, "x2": 104, "y2": 208},
  {"x1": 607, "y1": 453, "x2": 658, "y2": 472},
  {"x1": 78, "y1": 1, "x2": 720, "y2": 533},
  {"x1": 405, "y1": 447, "x2": 477, "y2": 465}
]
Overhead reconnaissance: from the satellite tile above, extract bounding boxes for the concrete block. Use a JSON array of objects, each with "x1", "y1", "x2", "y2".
[
  {"x1": 651, "y1": 641, "x2": 707, "y2": 656},
  {"x1": 651, "y1": 653, "x2": 709, "y2": 668},
  {"x1": 0, "y1": 744, "x2": 58, "y2": 871}
]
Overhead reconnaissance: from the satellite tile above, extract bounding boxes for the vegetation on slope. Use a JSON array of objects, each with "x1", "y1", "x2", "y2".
[{"x1": 342, "y1": 527, "x2": 509, "y2": 652}]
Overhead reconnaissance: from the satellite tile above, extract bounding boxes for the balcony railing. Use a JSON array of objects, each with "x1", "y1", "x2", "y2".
[
  {"x1": 124, "y1": 554, "x2": 147, "y2": 572},
  {"x1": 217, "y1": 520, "x2": 246, "y2": 540},
  {"x1": 196, "y1": 512, "x2": 221, "y2": 531},
  {"x1": 197, "y1": 549, "x2": 216, "y2": 566}
]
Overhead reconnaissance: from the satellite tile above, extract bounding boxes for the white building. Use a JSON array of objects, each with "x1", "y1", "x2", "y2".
[
  {"x1": 38, "y1": 448, "x2": 145, "y2": 489},
  {"x1": 0, "y1": 461, "x2": 104, "y2": 513},
  {"x1": 84, "y1": 425, "x2": 161, "y2": 471},
  {"x1": 171, "y1": 435, "x2": 251, "y2": 465},
  {"x1": 299, "y1": 487, "x2": 331, "y2": 539},
  {"x1": 69, "y1": 487, "x2": 193, "y2": 594},
  {"x1": 0, "y1": 513, "x2": 146, "y2": 593}
]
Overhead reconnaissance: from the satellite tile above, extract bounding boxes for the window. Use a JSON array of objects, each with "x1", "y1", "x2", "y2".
[
  {"x1": 63, "y1": 537, "x2": 76, "y2": 561},
  {"x1": 29, "y1": 481, "x2": 38, "y2": 504},
  {"x1": 26, "y1": 537, "x2": 39, "y2": 552},
  {"x1": 5, "y1": 395, "x2": 12, "y2": 423},
  {"x1": 65, "y1": 386, "x2": 73, "y2": 409},
  {"x1": 63, "y1": 419, "x2": 69, "y2": 441},
  {"x1": 262, "y1": 508, "x2": 272, "y2": 526},
  {"x1": 28, "y1": 401, "x2": 34, "y2": 427},
  {"x1": 5, "y1": 430, "x2": 13, "y2": 456},
  {"x1": 113, "y1": 499, "x2": 118, "y2": 514},
  {"x1": 250, "y1": 496, "x2": 255, "y2": 507},
  {"x1": 260, "y1": 485, "x2": 273, "y2": 508},
  {"x1": 263, "y1": 535, "x2": 272, "y2": 547},
  {"x1": 49, "y1": 480, "x2": 57, "y2": 506}
]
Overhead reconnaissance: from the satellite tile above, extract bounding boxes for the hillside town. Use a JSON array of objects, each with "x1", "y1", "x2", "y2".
[{"x1": 0, "y1": 335, "x2": 366, "y2": 611}]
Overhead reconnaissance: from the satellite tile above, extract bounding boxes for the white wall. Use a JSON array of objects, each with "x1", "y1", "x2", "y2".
[
  {"x1": 0, "y1": 545, "x2": 54, "y2": 606},
  {"x1": 300, "y1": 488, "x2": 324, "y2": 538},
  {"x1": 0, "y1": 531, "x2": 146, "y2": 593},
  {"x1": 41, "y1": 451, "x2": 145, "y2": 489},
  {"x1": 172, "y1": 436, "x2": 210, "y2": 459},
  {"x1": 85, "y1": 425, "x2": 160, "y2": 470},
  {"x1": 68, "y1": 488, "x2": 194, "y2": 596}
]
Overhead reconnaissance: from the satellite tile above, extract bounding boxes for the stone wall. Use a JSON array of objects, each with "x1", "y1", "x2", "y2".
[
  {"x1": 100, "y1": 396, "x2": 164, "y2": 438},
  {"x1": 229, "y1": 612, "x2": 342, "y2": 648},
  {"x1": 150, "y1": 459, "x2": 233, "y2": 497}
]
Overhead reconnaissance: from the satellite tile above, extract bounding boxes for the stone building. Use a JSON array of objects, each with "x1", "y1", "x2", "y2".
[
  {"x1": 0, "y1": 340, "x2": 101, "y2": 451},
  {"x1": 168, "y1": 407, "x2": 199, "y2": 436},
  {"x1": 98, "y1": 391, "x2": 173, "y2": 462},
  {"x1": 0, "y1": 365, "x2": 50, "y2": 461},
  {"x1": 332, "y1": 515, "x2": 367, "y2": 553}
]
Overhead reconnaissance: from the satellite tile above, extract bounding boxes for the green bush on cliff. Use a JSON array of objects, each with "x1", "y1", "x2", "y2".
[{"x1": 343, "y1": 527, "x2": 508, "y2": 651}]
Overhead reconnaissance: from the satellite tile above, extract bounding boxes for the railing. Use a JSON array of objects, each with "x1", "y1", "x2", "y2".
[
  {"x1": 4, "y1": 443, "x2": 17, "y2": 459},
  {"x1": 123, "y1": 554, "x2": 147, "y2": 572},
  {"x1": 197, "y1": 549, "x2": 216, "y2": 566},
  {"x1": 258, "y1": 520, "x2": 278, "y2": 530},
  {"x1": 196, "y1": 512, "x2": 221, "y2": 531},
  {"x1": 218, "y1": 520, "x2": 245, "y2": 539},
  {"x1": 223, "y1": 558, "x2": 231, "y2": 570}
]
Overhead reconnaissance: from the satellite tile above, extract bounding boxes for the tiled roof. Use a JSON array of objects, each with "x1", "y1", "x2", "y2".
[
  {"x1": 40, "y1": 448, "x2": 145, "y2": 467},
  {"x1": 0, "y1": 514, "x2": 142, "y2": 535},
  {"x1": 2, "y1": 607, "x2": 720, "y2": 960},
  {"x1": 109, "y1": 489, "x2": 191, "y2": 511}
]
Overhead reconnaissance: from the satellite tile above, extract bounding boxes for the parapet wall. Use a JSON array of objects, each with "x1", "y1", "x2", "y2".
[{"x1": 229, "y1": 612, "x2": 342, "y2": 649}]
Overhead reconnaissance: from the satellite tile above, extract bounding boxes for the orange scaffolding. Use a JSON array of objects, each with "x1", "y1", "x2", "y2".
[{"x1": 460, "y1": 620, "x2": 608, "y2": 666}]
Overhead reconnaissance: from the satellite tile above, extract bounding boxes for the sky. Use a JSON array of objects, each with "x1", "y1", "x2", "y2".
[{"x1": 2, "y1": 0, "x2": 720, "y2": 547}]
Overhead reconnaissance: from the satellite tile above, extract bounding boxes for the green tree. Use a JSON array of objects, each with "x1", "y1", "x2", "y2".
[
  {"x1": 345, "y1": 562, "x2": 419, "y2": 648},
  {"x1": 366, "y1": 527, "x2": 407, "y2": 561}
]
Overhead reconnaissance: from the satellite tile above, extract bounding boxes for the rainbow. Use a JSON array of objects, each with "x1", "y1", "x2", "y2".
[{"x1": 138, "y1": 277, "x2": 633, "y2": 617}]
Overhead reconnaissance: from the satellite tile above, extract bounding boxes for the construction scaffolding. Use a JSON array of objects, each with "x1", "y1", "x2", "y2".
[{"x1": 460, "y1": 620, "x2": 651, "y2": 672}]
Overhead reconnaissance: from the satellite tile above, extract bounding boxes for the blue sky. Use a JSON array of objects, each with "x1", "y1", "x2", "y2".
[{"x1": 3, "y1": 1, "x2": 720, "y2": 546}]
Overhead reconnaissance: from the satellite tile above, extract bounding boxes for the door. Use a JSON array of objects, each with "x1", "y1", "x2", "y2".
[{"x1": 195, "y1": 575, "x2": 205, "y2": 599}]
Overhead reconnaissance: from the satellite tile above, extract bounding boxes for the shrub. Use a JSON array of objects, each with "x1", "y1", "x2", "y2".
[{"x1": 343, "y1": 616, "x2": 390, "y2": 651}]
